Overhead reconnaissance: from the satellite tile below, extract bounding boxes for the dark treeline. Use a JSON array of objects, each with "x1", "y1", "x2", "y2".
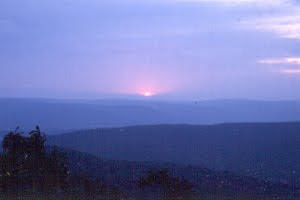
[
  {"x1": 139, "y1": 169, "x2": 194, "y2": 199},
  {"x1": 0, "y1": 127, "x2": 195, "y2": 199},
  {"x1": 0, "y1": 127, "x2": 119, "y2": 199},
  {"x1": 0, "y1": 127, "x2": 298, "y2": 199},
  {"x1": 48, "y1": 122, "x2": 300, "y2": 188},
  {"x1": 0, "y1": 126, "x2": 68, "y2": 193}
]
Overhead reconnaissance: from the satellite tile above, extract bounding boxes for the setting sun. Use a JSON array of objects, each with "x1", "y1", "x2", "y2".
[{"x1": 143, "y1": 92, "x2": 153, "y2": 97}]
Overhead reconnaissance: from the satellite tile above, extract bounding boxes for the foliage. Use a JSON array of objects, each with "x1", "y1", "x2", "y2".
[
  {"x1": 0, "y1": 126, "x2": 68, "y2": 194},
  {"x1": 0, "y1": 126, "x2": 298, "y2": 199},
  {"x1": 47, "y1": 122, "x2": 300, "y2": 188},
  {"x1": 139, "y1": 169, "x2": 195, "y2": 199},
  {"x1": 0, "y1": 127, "x2": 122, "y2": 199}
]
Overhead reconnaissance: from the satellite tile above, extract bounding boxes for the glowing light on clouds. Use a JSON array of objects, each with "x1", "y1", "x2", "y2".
[
  {"x1": 177, "y1": 0, "x2": 300, "y2": 40},
  {"x1": 240, "y1": 0, "x2": 300, "y2": 40},
  {"x1": 258, "y1": 57, "x2": 300, "y2": 75},
  {"x1": 245, "y1": 15, "x2": 300, "y2": 40},
  {"x1": 280, "y1": 69, "x2": 300, "y2": 74},
  {"x1": 258, "y1": 57, "x2": 300, "y2": 65}
]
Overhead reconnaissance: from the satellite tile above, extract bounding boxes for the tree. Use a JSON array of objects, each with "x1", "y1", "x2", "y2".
[
  {"x1": 139, "y1": 169, "x2": 194, "y2": 200},
  {"x1": 0, "y1": 127, "x2": 68, "y2": 194}
]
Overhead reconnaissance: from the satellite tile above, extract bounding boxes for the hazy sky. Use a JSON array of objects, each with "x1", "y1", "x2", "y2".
[{"x1": 1, "y1": 0, "x2": 300, "y2": 100}]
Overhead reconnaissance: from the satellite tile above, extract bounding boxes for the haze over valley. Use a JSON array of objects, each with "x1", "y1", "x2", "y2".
[{"x1": 1, "y1": 98, "x2": 300, "y2": 131}]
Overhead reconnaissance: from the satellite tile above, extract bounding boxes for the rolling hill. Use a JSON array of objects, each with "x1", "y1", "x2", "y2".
[
  {"x1": 48, "y1": 122, "x2": 300, "y2": 188},
  {"x1": 58, "y1": 147, "x2": 298, "y2": 199}
]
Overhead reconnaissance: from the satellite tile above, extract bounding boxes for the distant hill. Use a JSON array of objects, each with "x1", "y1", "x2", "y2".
[
  {"x1": 48, "y1": 122, "x2": 300, "y2": 187},
  {"x1": 58, "y1": 147, "x2": 297, "y2": 199},
  {"x1": 1, "y1": 98, "x2": 300, "y2": 130}
]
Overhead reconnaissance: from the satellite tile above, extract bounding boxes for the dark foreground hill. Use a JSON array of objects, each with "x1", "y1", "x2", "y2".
[
  {"x1": 1, "y1": 144, "x2": 296, "y2": 199},
  {"x1": 0, "y1": 127, "x2": 298, "y2": 199},
  {"x1": 1, "y1": 98, "x2": 300, "y2": 130},
  {"x1": 59, "y1": 147, "x2": 298, "y2": 199},
  {"x1": 48, "y1": 122, "x2": 300, "y2": 188}
]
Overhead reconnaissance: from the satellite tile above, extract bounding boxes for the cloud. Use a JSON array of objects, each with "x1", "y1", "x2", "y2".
[
  {"x1": 258, "y1": 57, "x2": 300, "y2": 75},
  {"x1": 240, "y1": 0, "x2": 300, "y2": 40},
  {"x1": 258, "y1": 57, "x2": 300, "y2": 65},
  {"x1": 174, "y1": 0, "x2": 288, "y2": 6},
  {"x1": 280, "y1": 69, "x2": 300, "y2": 74},
  {"x1": 248, "y1": 15, "x2": 300, "y2": 40}
]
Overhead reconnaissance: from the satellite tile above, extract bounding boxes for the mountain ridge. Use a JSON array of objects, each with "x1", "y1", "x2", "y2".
[
  {"x1": 48, "y1": 122, "x2": 300, "y2": 188},
  {"x1": 1, "y1": 98, "x2": 300, "y2": 130}
]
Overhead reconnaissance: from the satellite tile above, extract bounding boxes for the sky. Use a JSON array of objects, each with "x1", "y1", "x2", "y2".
[{"x1": 0, "y1": 0, "x2": 300, "y2": 100}]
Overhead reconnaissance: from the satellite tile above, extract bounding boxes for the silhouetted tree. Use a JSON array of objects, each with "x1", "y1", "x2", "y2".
[
  {"x1": 139, "y1": 169, "x2": 194, "y2": 200},
  {"x1": 0, "y1": 127, "x2": 68, "y2": 194},
  {"x1": 0, "y1": 127, "x2": 119, "y2": 199}
]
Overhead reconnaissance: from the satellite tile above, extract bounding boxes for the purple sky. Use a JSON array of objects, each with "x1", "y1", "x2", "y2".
[{"x1": 0, "y1": 0, "x2": 300, "y2": 100}]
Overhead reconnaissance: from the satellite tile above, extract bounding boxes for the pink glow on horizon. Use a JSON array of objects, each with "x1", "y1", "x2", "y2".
[{"x1": 142, "y1": 92, "x2": 153, "y2": 97}]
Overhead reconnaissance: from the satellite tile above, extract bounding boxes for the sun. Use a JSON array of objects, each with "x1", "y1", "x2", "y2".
[{"x1": 143, "y1": 92, "x2": 153, "y2": 97}]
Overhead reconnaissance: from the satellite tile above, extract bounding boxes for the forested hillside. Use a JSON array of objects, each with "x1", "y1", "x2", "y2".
[
  {"x1": 48, "y1": 122, "x2": 300, "y2": 188},
  {"x1": 2, "y1": 128, "x2": 297, "y2": 199},
  {"x1": 60, "y1": 146, "x2": 297, "y2": 199}
]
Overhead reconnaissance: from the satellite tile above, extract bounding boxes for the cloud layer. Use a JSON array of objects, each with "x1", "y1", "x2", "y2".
[{"x1": 259, "y1": 57, "x2": 300, "y2": 65}]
